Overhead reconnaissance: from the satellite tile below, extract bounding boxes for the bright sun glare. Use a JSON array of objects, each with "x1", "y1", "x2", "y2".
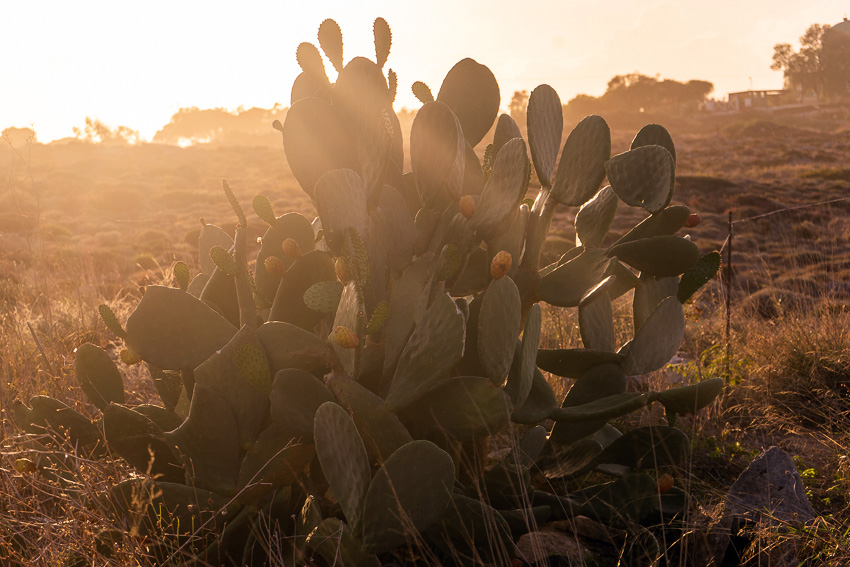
[{"x1": 1, "y1": 1, "x2": 847, "y2": 142}]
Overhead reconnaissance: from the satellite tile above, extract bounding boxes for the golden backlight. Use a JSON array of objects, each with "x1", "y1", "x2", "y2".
[{"x1": 0, "y1": 0, "x2": 846, "y2": 142}]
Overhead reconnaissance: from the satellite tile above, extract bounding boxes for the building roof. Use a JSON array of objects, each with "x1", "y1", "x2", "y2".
[{"x1": 832, "y1": 18, "x2": 850, "y2": 35}]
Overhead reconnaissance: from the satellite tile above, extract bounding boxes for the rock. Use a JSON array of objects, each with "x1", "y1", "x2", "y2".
[
  {"x1": 550, "y1": 516, "x2": 626, "y2": 547},
  {"x1": 514, "y1": 530, "x2": 591, "y2": 565},
  {"x1": 695, "y1": 446, "x2": 817, "y2": 566},
  {"x1": 724, "y1": 446, "x2": 815, "y2": 526}
]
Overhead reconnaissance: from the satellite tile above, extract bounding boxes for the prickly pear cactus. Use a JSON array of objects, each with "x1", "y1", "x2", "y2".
[{"x1": 11, "y1": 17, "x2": 724, "y2": 567}]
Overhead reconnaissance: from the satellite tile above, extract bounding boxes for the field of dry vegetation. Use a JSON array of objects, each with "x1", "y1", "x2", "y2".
[{"x1": 3, "y1": 112, "x2": 850, "y2": 565}]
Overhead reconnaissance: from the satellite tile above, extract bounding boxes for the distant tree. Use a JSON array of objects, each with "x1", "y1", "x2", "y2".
[
  {"x1": 563, "y1": 74, "x2": 713, "y2": 120},
  {"x1": 509, "y1": 90, "x2": 529, "y2": 126},
  {"x1": 1, "y1": 127, "x2": 37, "y2": 146},
  {"x1": 152, "y1": 105, "x2": 288, "y2": 146},
  {"x1": 771, "y1": 23, "x2": 836, "y2": 99},
  {"x1": 72, "y1": 118, "x2": 140, "y2": 145}
]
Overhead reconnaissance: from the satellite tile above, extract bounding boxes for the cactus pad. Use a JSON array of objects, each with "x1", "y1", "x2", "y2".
[
  {"x1": 75, "y1": 343, "x2": 125, "y2": 410},
  {"x1": 98, "y1": 304, "x2": 126, "y2": 339},
  {"x1": 171, "y1": 261, "x2": 190, "y2": 292},
  {"x1": 631, "y1": 123, "x2": 676, "y2": 165},
  {"x1": 295, "y1": 42, "x2": 330, "y2": 88},
  {"x1": 360, "y1": 440, "x2": 455, "y2": 553},
  {"x1": 606, "y1": 145, "x2": 675, "y2": 213},
  {"x1": 373, "y1": 17, "x2": 392, "y2": 68},
  {"x1": 526, "y1": 84, "x2": 563, "y2": 187},
  {"x1": 125, "y1": 285, "x2": 237, "y2": 371},
  {"x1": 623, "y1": 296, "x2": 685, "y2": 376},
  {"x1": 469, "y1": 137, "x2": 529, "y2": 238},
  {"x1": 386, "y1": 293, "x2": 465, "y2": 411},
  {"x1": 678, "y1": 251, "x2": 721, "y2": 303},
  {"x1": 657, "y1": 377, "x2": 724, "y2": 415},
  {"x1": 551, "y1": 115, "x2": 611, "y2": 206},
  {"x1": 252, "y1": 194, "x2": 277, "y2": 227},
  {"x1": 303, "y1": 280, "x2": 343, "y2": 314},
  {"x1": 478, "y1": 276, "x2": 521, "y2": 382},
  {"x1": 314, "y1": 402, "x2": 371, "y2": 536},
  {"x1": 365, "y1": 301, "x2": 389, "y2": 335},
  {"x1": 436, "y1": 58, "x2": 500, "y2": 147},
  {"x1": 317, "y1": 18, "x2": 344, "y2": 72},
  {"x1": 610, "y1": 235, "x2": 699, "y2": 277},
  {"x1": 575, "y1": 185, "x2": 618, "y2": 247},
  {"x1": 209, "y1": 245, "x2": 237, "y2": 277}
]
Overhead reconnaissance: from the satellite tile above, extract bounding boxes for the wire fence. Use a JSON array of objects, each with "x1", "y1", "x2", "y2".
[{"x1": 719, "y1": 195, "x2": 850, "y2": 381}]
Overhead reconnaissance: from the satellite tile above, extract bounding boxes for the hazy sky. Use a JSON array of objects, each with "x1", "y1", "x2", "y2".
[{"x1": 2, "y1": 1, "x2": 847, "y2": 142}]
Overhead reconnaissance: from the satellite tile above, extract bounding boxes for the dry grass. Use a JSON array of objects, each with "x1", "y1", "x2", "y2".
[{"x1": 3, "y1": 117, "x2": 850, "y2": 565}]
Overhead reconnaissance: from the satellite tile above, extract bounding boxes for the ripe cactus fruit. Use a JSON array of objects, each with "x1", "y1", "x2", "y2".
[
  {"x1": 657, "y1": 473, "x2": 674, "y2": 494},
  {"x1": 685, "y1": 213, "x2": 701, "y2": 228},
  {"x1": 333, "y1": 326, "x2": 360, "y2": 349},
  {"x1": 365, "y1": 301, "x2": 390, "y2": 335},
  {"x1": 252, "y1": 194, "x2": 277, "y2": 227},
  {"x1": 264, "y1": 256, "x2": 286, "y2": 278},
  {"x1": 282, "y1": 238, "x2": 303, "y2": 259},
  {"x1": 490, "y1": 250, "x2": 512, "y2": 279},
  {"x1": 209, "y1": 246, "x2": 237, "y2": 276},
  {"x1": 173, "y1": 261, "x2": 190, "y2": 292},
  {"x1": 98, "y1": 304, "x2": 126, "y2": 339},
  {"x1": 459, "y1": 195, "x2": 476, "y2": 219},
  {"x1": 119, "y1": 347, "x2": 142, "y2": 366}
]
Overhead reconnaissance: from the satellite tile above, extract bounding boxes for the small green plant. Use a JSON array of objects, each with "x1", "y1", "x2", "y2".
[{"x1": 12, "y1": 18, "x2": 721, "y2": 566}]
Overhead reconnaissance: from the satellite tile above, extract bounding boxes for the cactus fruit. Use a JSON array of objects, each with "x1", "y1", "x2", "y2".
[
  {"x1": 657, "y1": 473, "x2": 675, "y2": 494},
  {"x1": 172, "y1": 261, "x2": 190, "y2": 292},
  {"x1": 119, "y1": 347, "x2": 142, "y2": 366},
  {"x1": 264, "y1": 255, "x2": 286, "y2": 278},
  {"x1": 281, "y1": 238, "x2": 302, "y2": 259},
  {"x1": 209, "y1": 245, "x2": 237, "y2": 277},
  {"x1": 685, "y1": 212, "x2": 701, "y2": 227},
  {"x1": 333, "y1": 326, "x2": 360, "y2": 349},
  {"x1": 459, "y1": 195, "x2": 476, "y2": 219},
  {"x1": 490, "y1": 250, "x2": 512, "y2": 279}
]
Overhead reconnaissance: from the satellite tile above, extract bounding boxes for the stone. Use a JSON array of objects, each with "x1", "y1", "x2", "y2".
[
  {"x1": 697, "y1": 446, "x2": 818, "y2": 567},
  {"x1": 724, "y1": 446, "x2": 815, "y2": 527},
  {"x1": 514, "y1": 530, "x2": 591, "y2": 565}
]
